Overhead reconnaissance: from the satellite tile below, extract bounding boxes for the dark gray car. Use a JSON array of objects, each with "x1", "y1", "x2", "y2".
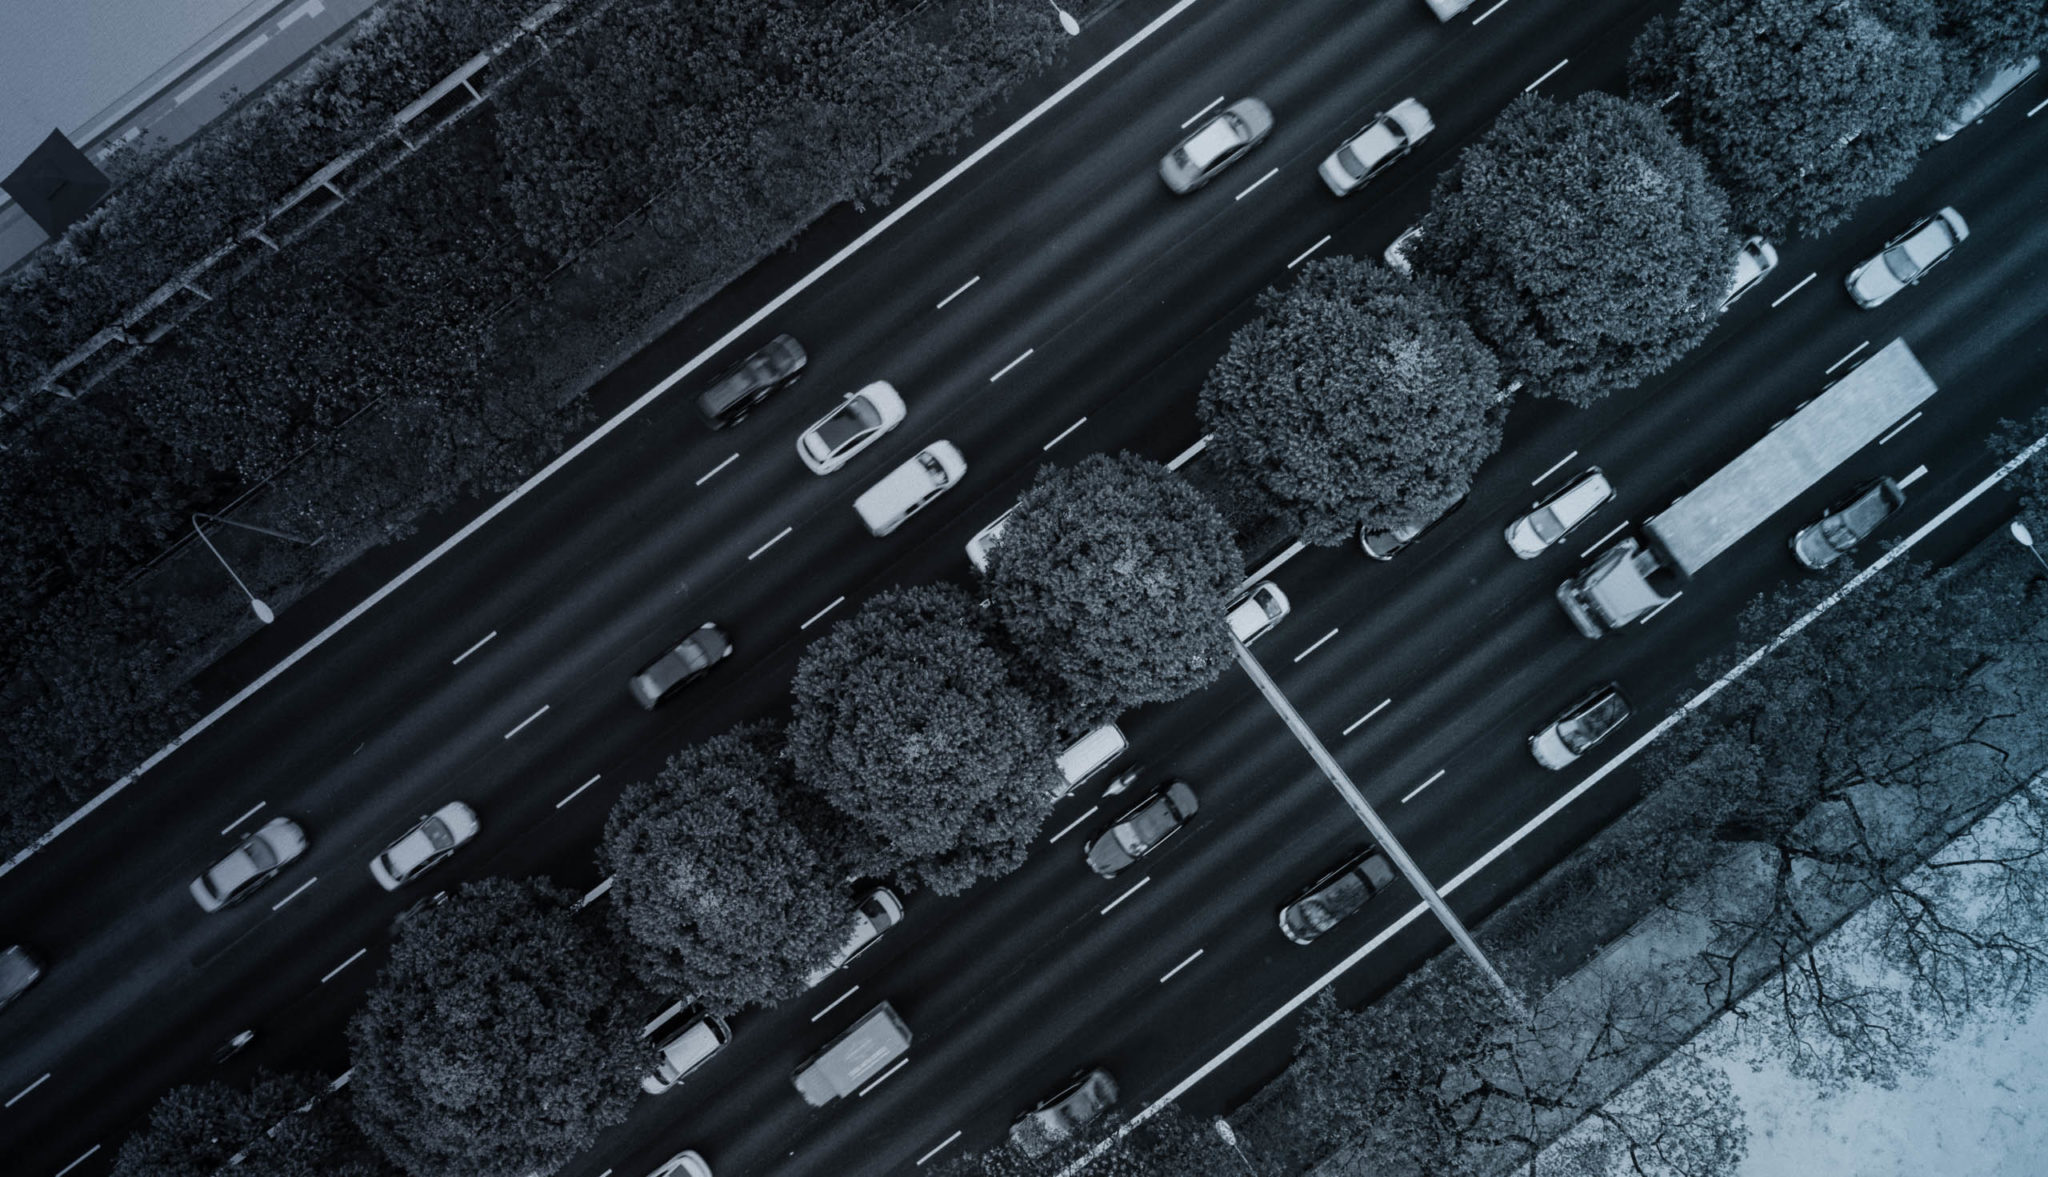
[
  {"x1": 1010, "y1": 1068, "x2": 1119, "y2": 1157},
  {"x1": 1361, "y1": 495, "x2": 1466, "y2": 561},
  {"x1": 1792, "y1": 478, "x2": 1906, "y2": 570},
  {"x1": 629, "y1": 623, "x2": 733, "y2": 710},
  {"x1": 696, "y1": 334, "x2": 806, "y2": 428},
  {"x1": 0, "y1": 945, "x2": 43, "y2": 1012},
  {"x1": 1279, "y1": 847, "x2": 1396, "y2": 944},
  {"x1": 1085, "y1": 779, "x2": 1198, "y2": 877}
]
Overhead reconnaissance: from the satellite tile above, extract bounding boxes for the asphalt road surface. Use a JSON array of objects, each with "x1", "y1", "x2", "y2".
[{"x1": 2, "y1": 0, "x2": 2044, "y2": 1174}]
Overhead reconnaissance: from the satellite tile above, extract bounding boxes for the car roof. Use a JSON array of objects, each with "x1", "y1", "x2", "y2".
[
  {"x1": 1349, "y1": 120, "x2": 1402, "y2": 163},
  {"x1": 1183, "y1": 118, "x2": 1242, "y2": 167},
  {"x1": 1896, "y1": 219, "x2": 1956, "y2": 269}
]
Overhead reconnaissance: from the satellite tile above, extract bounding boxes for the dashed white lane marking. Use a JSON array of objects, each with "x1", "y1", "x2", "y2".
[
  {"x1": 1640, "y1": 590, "x2": 1685, "y2": 623},
  {"x1": 2028, "y1": 95, "x2": 2048, "y2": 118},
  {"x1": 271, "y1": 876, "x2": 317, "y2": 911},
  {"x1": 812, "y1": 985, "x2": 859, "y2": 1022},
  {"x1": 748, "y1": 526, "x2": 794, "y2": 560},
  {"x1": 803, "y1": 596, "x2": 847, "y2": 629},
  {"x1": 503, "y1": 704, "x2": 549, "y2": 739},
  {"x1": 1880, "y1": 412, "x2": 1923, "y2": 445},
  {"x1": 1579, "y1": 521, "x2": 1627, "y2": 559},
  {"x1": 1532, "y1": 450, "x2": 1578, "y2": 486},
  {"x1": 917, "y1": 1130, "x2": 965, "y2": 1166},
  {"x1": 1159, "y1": 948, "x2": 1205, "y2": 983},
  {"x1": 695, "y1": 453, "x2": 739, "y2": 486},
  {"x1": 221, "y1": 802, "x2": 265, "y2": 836},
  {"x1": 1292, "y1": 628, "x2": 1338, "y2": 663},
  {"x1": 1101, "y1": 876, "x2": 1151, "y2": 915},
  {"x1": 321, "y1": 948, "x2": 367, "y2": 984},
  {"x1": 1898, "y1": 464, "x2": 1929, "y2": 489},
  {"x1": 1235, "y1": 167, "x2": 1278, "y2": 201},
  {"x1": 1045, "y1": 417, "x2": 1088, "y2": 450},
  {"x1": 1399, "y1": 768, "x2": 1446, "y2": 804},
  {"x1": 1049, "y1": 806, "x2": 1099, "y2": 844},
  {"x1": 991, "y1": 348, "x2": 1035, "y2": 382},
  {"x1": 936, "y1": 275, "x2": 980, "y2": 309},
  {"x1": 1288, "y1": 235, "x2": 1331, "y2": 269},
  {"x1": 1472, "y1": 0, "x2": 1513, "y2": 22},
  {"x1": 858, "y1": 1057, "x2": 910, "y2": 1096},
  {"x1": 54, "y1": 1144, "x2": 101, "y2": 1177},
  {"x1": 1181, "y1": 95, "x2": 1224, "y2": 128},
  {"x1": 1826, "y1": 340, "x2": 1870, "y2": 374},
  {"x1": 6, "y1": 1073, "x2": 50, "y2": 1107},
  {"x1": 451, "y1": 630, "x2": 497, "y2": 665},
  {"x1": 1343, "y1": 698, "x2": 1392, "y2": 736},
  {"x1": 557, "y1": 774, "x2": 601, "y2": 809},
  {"x1": 1770, "y1": 272, "x2": 1816, "y2": 307},
  {"x1": 1524, "y1": 58, "x2": 1568, "y2": 91}
]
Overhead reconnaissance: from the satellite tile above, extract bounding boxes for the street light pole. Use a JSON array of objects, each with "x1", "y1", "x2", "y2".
[
  {"x1": 2011, "y1": 520, "x2": 2048, "y2": 574},
  {"x1": 1050, "y1": 1, "x2": 1082, "y2": 35},
  {"x1": 1212, "y1": 1117, "x2": 1260, "y2": 1175},
  {"x1": 191, "y1": 512, "x2": 314, "y2": 625}
]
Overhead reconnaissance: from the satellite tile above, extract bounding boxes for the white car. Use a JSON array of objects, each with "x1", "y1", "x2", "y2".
[
  {"x1": 1053, "y1": 722, "x2": 1128, "y2": 800},
  {"x1": 1720, "y1": 236, "x2": 1778, "y2": 310},
  {"x1": 190, "y1": 817, "x2": 308, "y2": 912},
  {"x1": 647, "y1": 1152, "x2": 711, "y2": 1177},
  {"x1": 797, "y1": 381, "x2": 906, "y2": 473},
  {"x1": 854, "y1": 441, "x2": 966, "y2": 536},
  {"x1": 966, "y1": 504, "x2": 1019, "y2": 573},
  {"x1": 369, "y1": 802, "x2": 480, "y2": 891},
  {"x1": 1159, "y1": 98, "x2": 1274, "y2": 194},
  {"x1": 1845, "y1": 207, "x2": 1968, "y2": 308},
  {"x1": 642, "y1": 1012, "x2": 730, "y2": 1094},
  {"x1": 804, "y1": 888, "x2": 906, "y2": 989},
  {"x1": 1529, "y1": 685, "x2": 1631, "y2": 770},
  {"x1": 1424, "y1": 0, "x2": 1474, "y2": 19},
  {"x1": 1384, "y1": 223, "x2": 1423, "y2": 276},
  {"x1": 1227, "y1": 581, "x2": 1290, "y2": 644},
  {"x1": 1504, "y1": 469, "x2": 1614, "y2": 558},
  {"x1": 1318, "y1": 98, "x2": 1433, "y2": 196}
]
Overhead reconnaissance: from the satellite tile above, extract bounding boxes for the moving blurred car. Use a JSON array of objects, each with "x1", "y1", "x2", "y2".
[
  {"x1": 190, "y1": 817, "x2": 308, "y2": 912},
  {"x1": 1279, "y1": 846, "x2": 1397, "y2": 945},
  {"x1": 1936, "y1": 55, "x2": 2039, "y2": 141},
  {"x1": 1529, "y1": 684, "x2": 1631, "y2": 770},
  {"x1": 370, "y1": 802, "x2": 480, "y2": 891},
  {"x1": 629, "y1": 622, "x2": 732, "y2": 710},
  {"x1": 798, "y1": 381, "x2": 906, "y2": 473},
  {"x1": 804, "y1": 888, "x2": 905, "y2": 988},
  {"x1": 1318, "y1": 98, "x2": 1433, "y2": 195},
  {"x1": 642, "y1": 1011, "x2": 730, "y2": 1095},
  {"x1": 1361, "y1": 495, "x2": 1466, "y2": 560},
  {"x1": 0, "y1": 945, "x2": 42, "y2": 1012},
  {"x1": 854, "y1": 442, "x2": 966, "y2": 537},
  {"x1": 1424, "y1": 0, "x2": 1474, "y2": 19},
  {"x1": 1085, "y1": 779, "x2": 1198, "y2": 877},
  {"x1": 1227, "y1": 581, "x2": 1290, "y2": 644},
  {"x1": 696, "y1": 334, "x2": 805, "y2": 428},
  {"x1": 1720, "y1": 236, "x2": 1779, "y2": 310},
  {"x1": 1845, "y1": 207, "x2": 1968, "y2": 308},
  {"x1": 1791, "y1": 477, "x2": 1906, "y2": 570},
  {"x1": 1010, "y1": 1068, "x2": 1119, "y2": 1157},
  {"x1": 647, "y1": 1152, "x2": 712, "y2": 1177},
  {"x1": 1504, "y1": 469, "x2": 1614, "y2": 558},
  {"x1": 1160, "y1": 98, "x2": 1273, "y2": 193}
]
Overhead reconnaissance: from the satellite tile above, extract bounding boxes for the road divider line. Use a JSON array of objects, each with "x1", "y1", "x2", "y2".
[
  {"x1": 1045, "y1": 417, "x2": 1088, "y2": 450},
  {"x1": 2, "y1": 0, "x2": 1222, "y2": 882},
  {"x1": 503, "y1": 704, "x2": 550, "y2": 739},
  {"x1": 271, "y1": 876, "x2": 317, "y2": 911},
  {"x1": 1292, "y1": 628, "x2": 1338, "y2": 663},
  {"x1": 695, "y1": 453, "x2": 739, "y2": 486},
  {"x1": 812, "y1": 986, "x2": 859, "y2": 1022},
  {"x1": 54, "y1": 1144, "x2": 100, "y2": 1177},
  {"x1": 6, "y1": 1073, "x2": 50, "y2": 1107},
  {"x1": 1342, "y1": 698, "x2": 1392, "y2": 736},
  {"x1": 1159, "y1": 949, "x2": 1204, "y2": 983},
  {"x1": 1532, "y1": 450, "x2": 1578, "y2": 486},
  {"x1": 2028, "y1": 95, "x2": 2048, "y2": 118},
  {"x1": 748, "y1": 526, "x2": 794, "y2": 560},
  {"x1": 1049, "y1": 806, "x2": 1099, "y2": 844},
  {"x1": 1640, "y1": 591, "x2": 1685, "y2": 624},
  {"x1": 1101, "y1": 877, "x2": 1150, "y2": 915},
  {"x1": 1287, "y1": 235, "x2": 1331, "y2": 269},
  {"x1": 990, "y1": 347, "x2": 1036, "y2": 382},
  {"x1": 1240, "y1": 540, "x2": 1306, "y2": 592},
  {"x1": 1181, "y1": 95, "x2": 1224, "y2": 128},
  {"x1": 1899, "y1": 464, "x2": 1929, "y2": 489},
  {"x1": 1826, "y1": 340, "x2": 1870, "y2": 375},
  {"x1": 1472, "y1": 0, "x2": 1512, "y2": 22},
  {"x1": 1580, "y1": 521, "x2": 1627, "y2": 559},
  {"x1": 1399, "y1": 769, "x2": 1446, "y2": 804},
  {"x1": 1770, "y1": 272, "x2": 1816, "y2": 307},
  {"x1": 859, "y1": 1057, "x2": 911, "y2": 1096},
  {"x1": 321, "y1": 948, "x2": 367, "y2": 984},
  {"x1": 557, "y1": 774, "x2": 601, "y2": 809},
  {"x1": 1167, "y1": 433, "x2": 1212, "y2": 471},
  {"x1": 1880, "y1": 411, "x2": 1923, "y2": 445},
  {"x1": 575, "y1": 877, "x2": 614, "y2": 912},
  {"x1": 451, "y1": 630, "x2": 496, "y2": 665},
  {"x1": 936, "y1": 275, "x2": 980, "y2": 309},
  {"x1": 1235, "y1": 167, "x2": 1278, "y2": 201},
  {"x1": 917, "y1": 1130, "x2": 965, "y2": 1166},
  {"x1": 1075, "y1": 430, "x2": 2048, "y2": 1177},
  {"x1": 802, "y1": 596, "x2": 847, "y2": 630},
  {"x1": 1524, "y1": 58, "x2": 1567, "y2": 91},
  {"x1": 221, "y1": 802, "x2": 265, "y2": 836}
]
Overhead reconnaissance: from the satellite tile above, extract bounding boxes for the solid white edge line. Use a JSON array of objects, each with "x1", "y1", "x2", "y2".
[
  {"x1": 1826, "y1": 340, "x2": 1870, "y2": 375},
  {"x1": 502, "y1": 704, "x2": 550, "y2": 739},
  {"x1": 556, "y1": 773, "x2": 602, "y2": 809},
  {"x1": 936, "y1": 275, "x2": 980, "y2": 309},
  {"x1": 694, "y1": 452, "x2": 740, "y2": 486},
  {"x1": 320, "y1": 947, "x2": 367, "y2": 984},
  {"x1": 1166, "y1": 433, "x2": 1212, "y2": 471},
  {"x1": 1531, "y1": 450, "x2": 1578, "y2": 486},
  {"x1": 1234, "y1": 167, "x2": 1278, "y2": 201},
  {"x1": 1159, "y1": 948, "x2": 1205, "y2": 983},
  {"x1": 1181, "y1": 95, "x2": 1225, "y2": 128},
  {"x1": 270, "y1": 876, "x2": 317, "y2": 911},
  {"x1": 858, "y1": 1056, "x2": 911, "y2": 1096},
  {"x1": 1524, "y1": 58, "x2": 1568, "y2": 92},
  {"x1": 1291, "y1": 628, "x2": 1338, "y2": 663},
  {"x1": 1880, "y1": 411, "x2": 1924, "y2": 445},
  {"x1": 1770, "y1": 272, "x2": 1816, "y2": 307},
  {"x1": 0, "y1": 0, "x2": 1216, "y2": 881},
  {"x1": 1399, "y1": 768, "x2": 1446, "y2": 804},
  {"x1": 917, "y1": 1130, "x2": 965, "y2": 1166},
  {"x1": 1060, "y1": 430, "x2": 2048, "y2": 1177},
  {"x1": 1049, "y1": 805, "x2": 1100, "y2": 845},
  {"x1": 802, "y1": 596, "x2": 847, "y2": 629},
  {"x1": 1287, "y1": 235, "x2": 1331, "y2": 269},
  {"x1": 747, "y1": 525, "x2": 795, "y2": 560},
  {"x1": 1044, "y1": 416, "x2": 1089, "y2": 450},
  {"x1": 1239, "y1": 540, "x2": 1307, "y2": 592},
  {"x1": 574, "y1": 876, "x2": 614, "y2": 912},
  {"x1": 1343, "y1": 698, "x2": 1392, "y2": 736},
  {"x1": 220, "y1": 801, "x2": 265, "y2": 836},
  {"x1": 1101, "y1": 876, "x2": 1151, "y2": 915},
  {"x1": 812, "y1": 985, "x2": 860, "y2": 1022},
  {"x1": 6, "y1": 1072, "x2": 50, "y2": 1107}
]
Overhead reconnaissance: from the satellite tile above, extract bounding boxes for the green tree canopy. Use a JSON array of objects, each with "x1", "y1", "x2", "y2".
[
  {"x1": 602, "y1": 721, "x2": 853, "y2": 1010},
  {"x1": 1411, "y1": 90, "x2": 1732, "y2": 406},
  {"x1": 1630, "y1": 0, "x2": 1948, "y2": 237},
  {"x1": 790, "y1": 584, "x2": 1059, "y2": 895},
  {"x1": 346, "y1": 878, "x2": 644, "y2": 1177},
  {"x1": 988, "y1": 454, "x2": 1242, "y2": 713},
  {"x1": 1199, "y1": 256, "x2": 1505, "y2": 544}
]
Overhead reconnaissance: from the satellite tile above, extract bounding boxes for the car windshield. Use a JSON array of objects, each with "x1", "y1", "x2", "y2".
[
  {"x1": 1563, "y1": 695, "x2": 1626, "y2": 753},
  {"x1": 1529, "y1": 506, "x2": 1569, "y2": 543},
  {"x1": 420, "y1": 817, "x2": 454, "y2": 852},
  {"x1": 814, "y1": 399, "x2": 880, "y2": 451},
  {"x1": 917, "y1": 453, "x2": 947, "y2": 484},
  {"x1": 1297, "y1": 873, "x2": 1369, "y2": 934},
  {"x1": 1183, "y1": 117, "x2": 1242, "y2": 169},
  {"x1": 1113, "y1": 799, "x2": 1175, "y2": 855}
]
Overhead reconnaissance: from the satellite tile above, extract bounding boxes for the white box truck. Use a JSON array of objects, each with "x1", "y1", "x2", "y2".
[
  {"x1": 1558, "y1": 338, "x2": 1936, "y2": 637},
  {"x1": 792, "y1": 1002, "x2": 912, "y2": 1107}
]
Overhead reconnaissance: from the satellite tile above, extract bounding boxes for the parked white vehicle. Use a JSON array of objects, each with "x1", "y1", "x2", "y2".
[{"x1": 1227, "y1": 581, "x2": 1290, "y2": 644}]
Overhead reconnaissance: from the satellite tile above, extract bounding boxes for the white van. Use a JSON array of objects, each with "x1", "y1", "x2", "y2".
[
  {"x1": 1053, "y1": 723, "x2": 1128, "y2": 800},
  {"x1": 855, "y1": 442, "x2": 966, "y2": 536},
  {"x1": 793, "y1": 1002, "x2": 912, "y2": 1106}
]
